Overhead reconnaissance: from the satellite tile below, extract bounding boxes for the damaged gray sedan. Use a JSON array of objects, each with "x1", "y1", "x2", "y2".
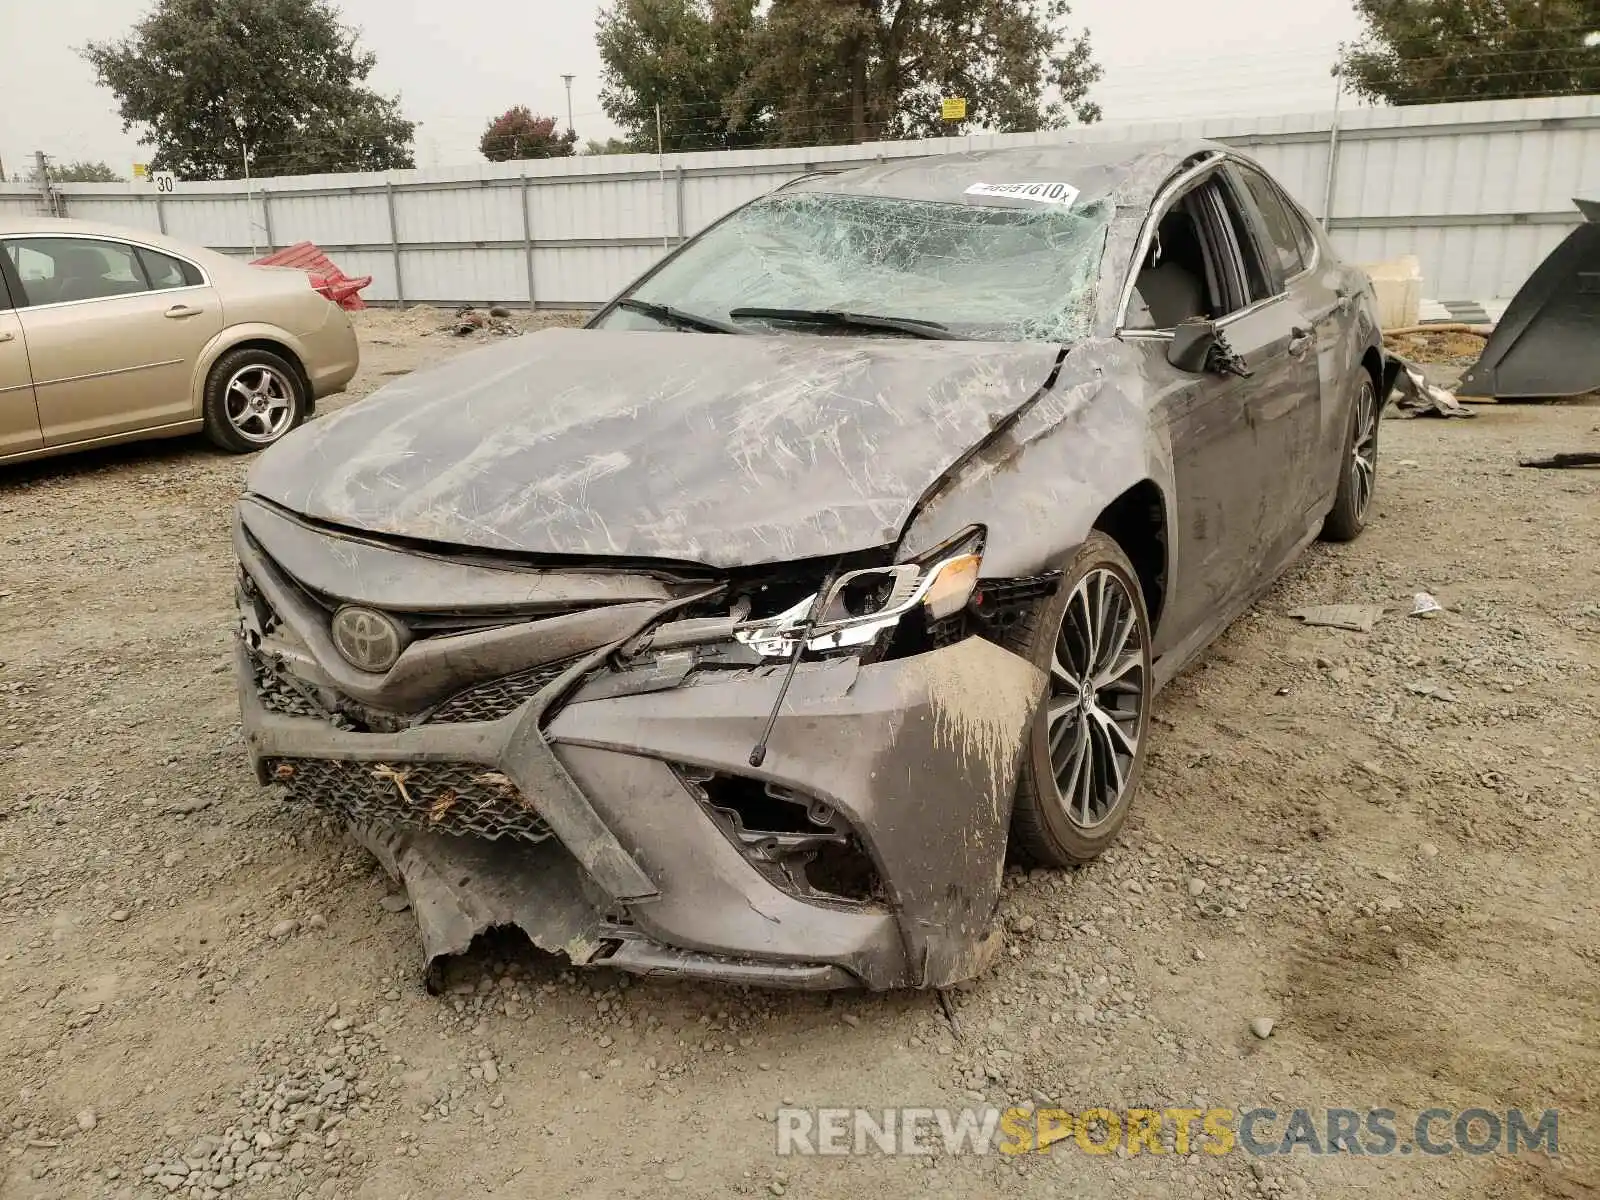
[{"x1": 232, "y1": 139, "x2": 1390, "y2": 990}]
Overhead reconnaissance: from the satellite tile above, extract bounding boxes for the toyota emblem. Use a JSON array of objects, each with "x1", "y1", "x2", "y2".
[{"x1": 330, "y1": 606, "x2": 406, "y2": 673}]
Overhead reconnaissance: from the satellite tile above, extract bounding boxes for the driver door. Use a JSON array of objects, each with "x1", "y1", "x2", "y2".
[
  {"x1": 0, "y1": 265, "x2": 41, "y2": 457},
  {"x1": 1120, "y1": 166, "x2": 1318, "y2": 661}
]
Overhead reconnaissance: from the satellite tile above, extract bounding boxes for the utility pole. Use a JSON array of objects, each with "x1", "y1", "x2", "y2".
[
  {"x1": 1322, "y1": 64, "x2": 1344, "y2": 227},
  {"x1": 34, "y1": 151, "x2": 60, "y2": 217},
  {"x1": 656, "y1": 102, "x2": 668, "y2": 250},
  {"x1": 235, "y1": 114, "x2": 258, "y2": 257},
  {"x1": 561, "y1": 74, "x2": 576, "y2": 136}
]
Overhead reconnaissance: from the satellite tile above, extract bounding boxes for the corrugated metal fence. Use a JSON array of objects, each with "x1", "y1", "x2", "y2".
[{"x1": 5, "y1": 94, "x2": 1597, "y2": 306}]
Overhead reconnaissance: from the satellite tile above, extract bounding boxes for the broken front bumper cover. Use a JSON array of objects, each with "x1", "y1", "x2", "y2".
[
  {"x1": 239, "y1": 631, "x2": 1044, "y2": 991},
  {"x1": 232, "y1": 496, "x2": 1044, "y2": 990}
]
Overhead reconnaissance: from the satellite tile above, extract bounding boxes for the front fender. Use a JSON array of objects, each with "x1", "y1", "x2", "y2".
[{"x1": 898, "y1": 347, "x2": 1175, "y2": 581}]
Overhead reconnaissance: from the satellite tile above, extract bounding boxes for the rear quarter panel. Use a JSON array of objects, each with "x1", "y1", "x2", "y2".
[{"x1": 189, "y1": 270, "x2": 359, "y2": 413}]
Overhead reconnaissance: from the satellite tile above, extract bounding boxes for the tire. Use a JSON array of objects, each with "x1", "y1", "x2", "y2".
[
  {"x1": 202, "y1": 347, "x2": 307, "y2": 454},
  {"x1": 1000, "y1": 532, "x2": 1154, "y2": 867},
  {"x1": 1319, "y1": 369, "x2": 1379, "y2": 542}
]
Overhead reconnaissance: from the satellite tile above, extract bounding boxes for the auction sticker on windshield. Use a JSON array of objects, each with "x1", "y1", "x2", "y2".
[{"x1": 964, "y1": 181, "x2": 1080, "y2": 206}]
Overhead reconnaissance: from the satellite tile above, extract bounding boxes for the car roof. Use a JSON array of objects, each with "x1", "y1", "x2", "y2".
[
  {"x1": 782, "y1": 138, "x2": 1230, "y2": 211},
  {"x1": 0, "y1": 216, "x2": 245, "y2": 272}
]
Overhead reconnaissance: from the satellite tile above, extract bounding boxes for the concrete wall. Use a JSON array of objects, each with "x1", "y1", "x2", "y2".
[{"x1": 4, "y1": 94, "x2": 1597, "y2": 306}]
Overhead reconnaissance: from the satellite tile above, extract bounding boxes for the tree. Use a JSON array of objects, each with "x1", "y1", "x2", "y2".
[
  {"x1": 45, "y1": 160, "x2": 124, "y2": 183},
  {"x1": 83, "y1": 0, "x2": 414, "y2": 180},
  {"x1": 479, "y1": 107, "x2": 579, "y2": 161},
  {"x1": 597, "y1": 0, "x2": 1101, "y2": 151},
  {"x1": 597, "y1": 0, "x2": 773, "y2": 151},
  {"x1": 741, "y1": 0, "x2": 1101, "y2": 145},
  {"x1": 1339, "y1": 0, "x2": 1600, "y2": 105},
  {"x1": 584, "y1": 137, "x2": 640, "y2": 154}
]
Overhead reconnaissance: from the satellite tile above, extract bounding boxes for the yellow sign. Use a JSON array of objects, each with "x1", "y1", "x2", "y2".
[
  {"x1": 132, "y1": 163, "x2": 148, "y2": 179},
  {"x1": 941, "y1": 97, "x2": 967, "y2": 121}
]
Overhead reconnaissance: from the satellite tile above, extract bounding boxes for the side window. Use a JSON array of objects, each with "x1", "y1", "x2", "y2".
[
  {"x1": 0, "y1": 246, "x2": 17, "y2": 311},
  {"x1": 1215, "y1": 176, "x2": 1275, "y2": 303},
  {"x1": 1126, "y1": 189, "x2": 1223, "y2": 331},
  {"x1": 5, "y1": 238, "x2": 150, "y2": 306},
  {"x1": 1288, "y1": 204, "x2": 1318, "y2": 270},
  {"x1": 1236, "y1": 167, "x2": 1305, "y2": 279},
  {"x1": 1126, "y1": 173, "x2": 1271, "y2": 329},
  {"x1": 136, "y1": 246, "x2": 202, "y2": 290}
]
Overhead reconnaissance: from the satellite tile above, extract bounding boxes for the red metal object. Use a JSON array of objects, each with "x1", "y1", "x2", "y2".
[{"x1": 250, "y1": 241, "x2": 372, "y2": 311}]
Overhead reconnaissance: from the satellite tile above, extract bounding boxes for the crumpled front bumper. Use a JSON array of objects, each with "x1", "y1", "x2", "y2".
[{"x1": 234, "y1": 510, "x2": 1046, "y2": 991}]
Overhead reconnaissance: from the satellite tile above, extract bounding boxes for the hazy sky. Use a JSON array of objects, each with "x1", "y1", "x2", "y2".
[{"x1": 1, "y1": 0, "x2": 1365, "y2": 179}]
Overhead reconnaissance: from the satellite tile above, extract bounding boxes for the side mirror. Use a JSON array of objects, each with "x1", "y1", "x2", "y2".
[{"x1": 1168, "y1": 319, "x2": 1218, "y2": 373}]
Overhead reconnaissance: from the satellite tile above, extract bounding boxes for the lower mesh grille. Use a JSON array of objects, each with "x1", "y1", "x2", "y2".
[
  {"x1": 268, "y1": 758, "x2": 552, "y2": 842},
  {"x1": 246, "y1": 645, "x2": 331, "y2": 721},
  {"x1": 423, "y1": 659, "x2": 578, "y2": 724}
]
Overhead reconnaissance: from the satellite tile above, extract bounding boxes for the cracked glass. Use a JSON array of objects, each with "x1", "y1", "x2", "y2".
[{"x1": 603, "y1": 191, "x2": 1113, "y2": 343}]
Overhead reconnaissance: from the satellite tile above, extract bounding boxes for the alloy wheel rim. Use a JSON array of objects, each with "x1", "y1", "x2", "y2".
[
  {"x1": 1350, "y1": 379, "x2": 1378, "y2": 519},
  {"x1": 1045, "y1": 568, "x2": 1147, "y2": 829},
  {"x1": 225, "y1": 365, "x2": 294, "y2": 443}
]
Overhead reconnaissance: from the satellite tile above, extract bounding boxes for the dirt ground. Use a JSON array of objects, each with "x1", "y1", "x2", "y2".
[{"x1": 1, "y1": 308, "x2": 1596, "y2": 1200}]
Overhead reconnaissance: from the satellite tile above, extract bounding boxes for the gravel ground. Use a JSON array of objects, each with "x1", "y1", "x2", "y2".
[{"x1": 2, "y1": 309, "x2": 1596, "y2": 1200}]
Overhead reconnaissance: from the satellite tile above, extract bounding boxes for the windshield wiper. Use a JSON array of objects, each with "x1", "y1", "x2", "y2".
[
  {"x1": 615, "y1": 297, "x2": 748, "y2": 335},
  {"x1": 727, "y1": 307, "x2": 958, "y2": 340}
]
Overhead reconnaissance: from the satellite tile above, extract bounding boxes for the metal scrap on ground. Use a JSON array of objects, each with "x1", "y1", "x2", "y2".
[
  {"x1": 1387, "y1": 354, "x2": 1476, "y2": 418},
  {"x1": 1517, "y1": 451, "x2": 1600, "y2": 469},
  {"x1": 1288, "y1": 604, "x2": 1385, "y2": 633},
  {"x1": 448, "y1": 306, "x2": 521, "y2": 336}
]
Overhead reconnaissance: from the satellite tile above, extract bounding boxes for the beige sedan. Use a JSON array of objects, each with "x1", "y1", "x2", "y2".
[{"x1": 0, "y1": 217, "x2": 359, "y2": 464}]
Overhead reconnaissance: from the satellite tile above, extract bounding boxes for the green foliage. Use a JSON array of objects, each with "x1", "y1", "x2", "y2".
[
  {"x1": 597, "y1": 0, "x2": 771, "y2": 151},
  {"x1": 597, "y1": 0, "x2": 1100, "y2": 150},
  {"x1": 1338, "y1": 0, "x2": 1600, "y2": 104},
  {"x1": 46, "y1": 161, "x2": 125, "y2": 183},
  {"x1": 480, "y1": 108, "x2": 580, "y2": 161},
  {"x1": 83, "y1": 0, "x2": 414, "y2": 180},
  {"x1": 584, "y1": 137, "x2": 643, "y2": 155}
]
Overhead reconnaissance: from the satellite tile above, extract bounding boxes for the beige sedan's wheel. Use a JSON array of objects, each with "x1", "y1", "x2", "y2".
[{"x1": 203, "y1": 348, "x2": 306, "y2": 453}]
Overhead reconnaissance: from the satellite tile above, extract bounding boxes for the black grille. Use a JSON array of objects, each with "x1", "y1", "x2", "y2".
[
  {"x1": 268, "y1": 758, "x2": 552, "y2": 842},
  {"x1": 246, "y1": 645, "x2": 333, "y2": 721},
  {"x1": 423, "y1": 659, "x2": 577, "y2": 724}
]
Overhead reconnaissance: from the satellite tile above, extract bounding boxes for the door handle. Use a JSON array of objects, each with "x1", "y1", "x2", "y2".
[
  {"x1": 1288, "y1": 327, "x2": 1313, "y2": 355},
  {"x1": 165, "y1": 304, "x2": 203, "y2": 319},
  {"x1": 0, "y1": 331, "x2": 13, "y2": 343}
]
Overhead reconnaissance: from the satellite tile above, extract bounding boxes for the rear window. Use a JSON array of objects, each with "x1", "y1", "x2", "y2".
[
  {"x1": 137, "y1": 246, "x2": 203, "y2": 290},
  {"x1": 1237, "y1": 167, "x2": 1306, "y2": 279}
]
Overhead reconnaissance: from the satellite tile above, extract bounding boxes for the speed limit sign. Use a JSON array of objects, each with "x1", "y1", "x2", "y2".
[{"x1": 152, "y1": 171, "x2": 176, "y2": 194}]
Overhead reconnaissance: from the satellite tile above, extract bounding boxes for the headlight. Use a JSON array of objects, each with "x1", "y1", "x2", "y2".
[
  {"x1": 735, "y1": 531, "x2": 984, "y2": 658},
  {"x1": 921, "y1": 553, "x2": 981, "y2": 620}
]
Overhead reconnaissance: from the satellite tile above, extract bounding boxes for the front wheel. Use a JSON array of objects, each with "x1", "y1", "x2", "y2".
[
  {"x1": 202, "y1": 348, "x2": 306, "y2": 454},
  {"x1": 1320, "y1": 371, "x2": 1379, "y2": 542},
  {"x1": 1002, "y1": 533, "x2": 1153, "y2": 866}
]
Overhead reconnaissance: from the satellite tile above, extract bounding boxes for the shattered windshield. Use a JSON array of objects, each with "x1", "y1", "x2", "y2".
[{"x1": 600, "y1": 190, "x2": 1113, "y2": 343}]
